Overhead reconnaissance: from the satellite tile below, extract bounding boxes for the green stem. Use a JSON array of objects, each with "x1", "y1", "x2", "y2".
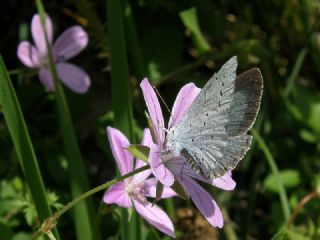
[
  {"x1": 54, "y1": 165, "x2": 149, "y2": 220},
  {"x1": 35, "y1": 1, "x2": 97, "y2": 239},
  {"x1": 251, "y1": 129, "x2": 291, "y2": 222},
  {"x1": 35, "y1": 165, "x2": 150, "y2": 239},
  {"x1": 107, "y1": 0, "x2": 137, "y2": 239}
]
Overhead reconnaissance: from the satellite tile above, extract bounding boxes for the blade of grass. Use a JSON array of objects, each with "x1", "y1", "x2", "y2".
[
  {"x1": 107, "y1": 0, "x2": 139, "y2": 239},
  {"x1": 283, "y1": 47, "x2": 308, "y2": 98},
  {"x1": 0, "y1": 56, "x2": 60, "y2": 239},
  {"x1": 123, "y1": 0, "x2": 147, "y2": 79},
  {"x1": 35, "y1": 1, "x2": 98, "y2": 239},
  {"x1": 251, "y1": 129, "x2": 291, "y2": 222},
  {"x1": 179, "y1": 7, "x2": 211, "y2": 54}
]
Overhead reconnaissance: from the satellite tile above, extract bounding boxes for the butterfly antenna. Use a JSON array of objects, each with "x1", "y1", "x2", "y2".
[{"x1": 153, "y1": 86, "x2": 171, "y2": 116}]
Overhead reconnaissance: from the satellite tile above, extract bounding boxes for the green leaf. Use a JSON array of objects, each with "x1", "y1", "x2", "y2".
[
  {"x1": 12, "y1": 232, "x2": 32, "y2": 240},
  {"x1": 264, "y1": 169, "x2": 301, "y2": 193},
  {"x1": 0, "y1": 56, "x2": 59, "y2": 238},
  {"x1": 127, "y1": 144, "x2": 150, "y2": 162},
  {"x1": 272, "y1": 228, "x2": 310, "y2": 240},
  {"x1": 299, "y1": 129, "x2": 319, "y2": 143},
  {"x1": 179, "y1": 7, "x2": 211, "y2": 54},
  {"x1": 0, "y1": 222, "x2": 13, "y2": 239},
  {"x1": 308, "y1": 101, "x2": 320, "y2": 135},
  {"x1": 23, "y1": 205, "x2": 36, "y2": 226}
]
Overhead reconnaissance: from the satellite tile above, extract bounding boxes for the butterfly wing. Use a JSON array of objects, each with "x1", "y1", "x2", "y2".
[{"x1": 170, "y1": 57, "x2": 263, "y2": 178}]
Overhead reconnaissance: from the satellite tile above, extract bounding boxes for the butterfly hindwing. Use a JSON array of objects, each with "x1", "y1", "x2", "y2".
[{"x1": 226, "y1": 68, "x2": 263, "y2": 136}]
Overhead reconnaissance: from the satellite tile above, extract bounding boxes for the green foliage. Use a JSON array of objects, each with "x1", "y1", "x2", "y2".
[
  {"x1": 1, "y1": 0, "x2": 320, "y2": 239},
  {"x1": 264, "y1": 169, "x2": 301, "y2": 193},
  {"x1": 272, "y1": 228, "x2": 310, "y2": 240},
  {"x1": 180, "y1": 7, "x2": 211, "y2": 54},
  {"x1": 127, "y1": 145, "x2": 150, "y2": 163}
]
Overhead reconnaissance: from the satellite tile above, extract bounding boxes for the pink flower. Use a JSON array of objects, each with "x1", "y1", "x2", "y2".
[
  {"x1": 140, "y1": 78, "x2": 236, "y2": 228},
  {"x1": 103, "y1": 127, "x2": 176, "y2": 237},
  {"x1": 17, "y1": 14, "x2": 90, "y2": 93}
]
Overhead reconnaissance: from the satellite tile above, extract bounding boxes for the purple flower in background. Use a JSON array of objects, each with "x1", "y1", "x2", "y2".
[
  {"x1": 17, "y1": 14, "x2": 90, "y2": 93},
  {"x1": 140, "y1": 78, "x2": 236, "y2": 228},
  {"x1": 103, "y1": 127, "x2": 176, "y2": 237}
]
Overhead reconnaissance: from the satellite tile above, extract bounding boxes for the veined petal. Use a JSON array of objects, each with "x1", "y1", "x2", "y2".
[
  {"x1": 53, "y1": 26, "x2": 88, "y2": 61},
  {"x1": 141, "y1": 128, "x2": 153, "y2": 148},
  {"x1": 145, "y1": 178, "x2": 177, "y2": 199},
  {"x1": 133, "y1": 200, "x2": 175, "y2": 237},
  {"x1": 150, "y1": 144, "x2": 174, "y2": 187},
  {"x1": 103, "y1": 182, "x2": 132, "y2": 208},
  {"x1": 38, "y1": 68, "x2": 55, "y2": 91},
  {"x1": 31, "y1": 14, "x2": 53, "y2": 56},
  {"x1": 56, "y1": 63, "x2": 90, "y2": 93},
  {"x1": 107, "y1": 127, "x2": 133, "y2": 175},
  {"x1": 17, "y1": 41, "x2": 40, "y2": 68},
  {"x1": 181, "y1": 176, "x2": 223, "y2": 228},
  {"x1": 168, "y1": 83, "x2": 201, "y2": 128},
  {"x1": 140, "y1": 78, "x2": 164, "y2": 147}
]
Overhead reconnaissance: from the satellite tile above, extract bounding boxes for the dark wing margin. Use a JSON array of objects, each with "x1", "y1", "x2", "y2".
[{"x1": 226, "y1": 68, "x2": 263, "y2": 136}]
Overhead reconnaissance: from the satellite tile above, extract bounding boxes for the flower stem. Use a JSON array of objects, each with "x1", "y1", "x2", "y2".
[
  {"x1": 251, "y1": 129, "x2": 291, "y2": 222},
  {"x1": 33, "y1": 165, "x2": 150, "y2": 239}
]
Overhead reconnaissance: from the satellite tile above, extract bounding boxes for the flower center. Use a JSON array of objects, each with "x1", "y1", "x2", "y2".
[{"x1": 124, "y1": 180, "x2": 148, "y2": 204}]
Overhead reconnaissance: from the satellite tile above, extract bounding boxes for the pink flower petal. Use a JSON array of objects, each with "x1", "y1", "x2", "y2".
[
  {"x1": 56, "y1": 63, "x2": 90, "y2": 93},
  {"x1": 133, "y1": 200, "x2": 175, "y2": 237},
  {"x1": 141, "y1": 128, "x2": 153, "y2": 147},
  {"x1": 144, "y1": 178, "x2": 177, "y2": 199},
  {"x1": 169, "y1": 83, "x2": 201, "y2": 128},
  {"x1": 150, "y1": 144, "x2": 174, "y2": 187},
  {"x1": 31, "y1": 14, "x2": 53, "y2": 57},
  {"x1": 182, "y1": 177, "x2": 223, "y2": 228},
  {"x1": 170, "y1": 158, "x2": 236, "y2": 191},
  {"x1": 107, "y1": 127, "x2": 133, "y2": 175},
  {"x1": 103, "y1": 182, "x2": 132, "y2": 208},
  {"x1": 53, "y1": 26, "x2": 88, "y2": 61},
  {"x1": 38, "y1": 68, "x2": 55, "y2": 91},
  {"x1": 210, "y1": 171, "x2": 236, "y2": 191},
  {"x1": 17, "y1": 41, "x2": 40, "y2": 68},
  {"x1": 140, "y1": 78, "x2": 164, "y2": 148}
]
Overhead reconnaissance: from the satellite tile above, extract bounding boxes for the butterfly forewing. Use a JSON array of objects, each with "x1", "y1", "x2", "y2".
[{"x1": 169, "y1": 56, "x2": 263, "y2": 179}]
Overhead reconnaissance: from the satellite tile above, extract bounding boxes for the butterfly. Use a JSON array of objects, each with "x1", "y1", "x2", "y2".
[{"x1": 166, "y1": 56, "x2": 263, "y2": 178}]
